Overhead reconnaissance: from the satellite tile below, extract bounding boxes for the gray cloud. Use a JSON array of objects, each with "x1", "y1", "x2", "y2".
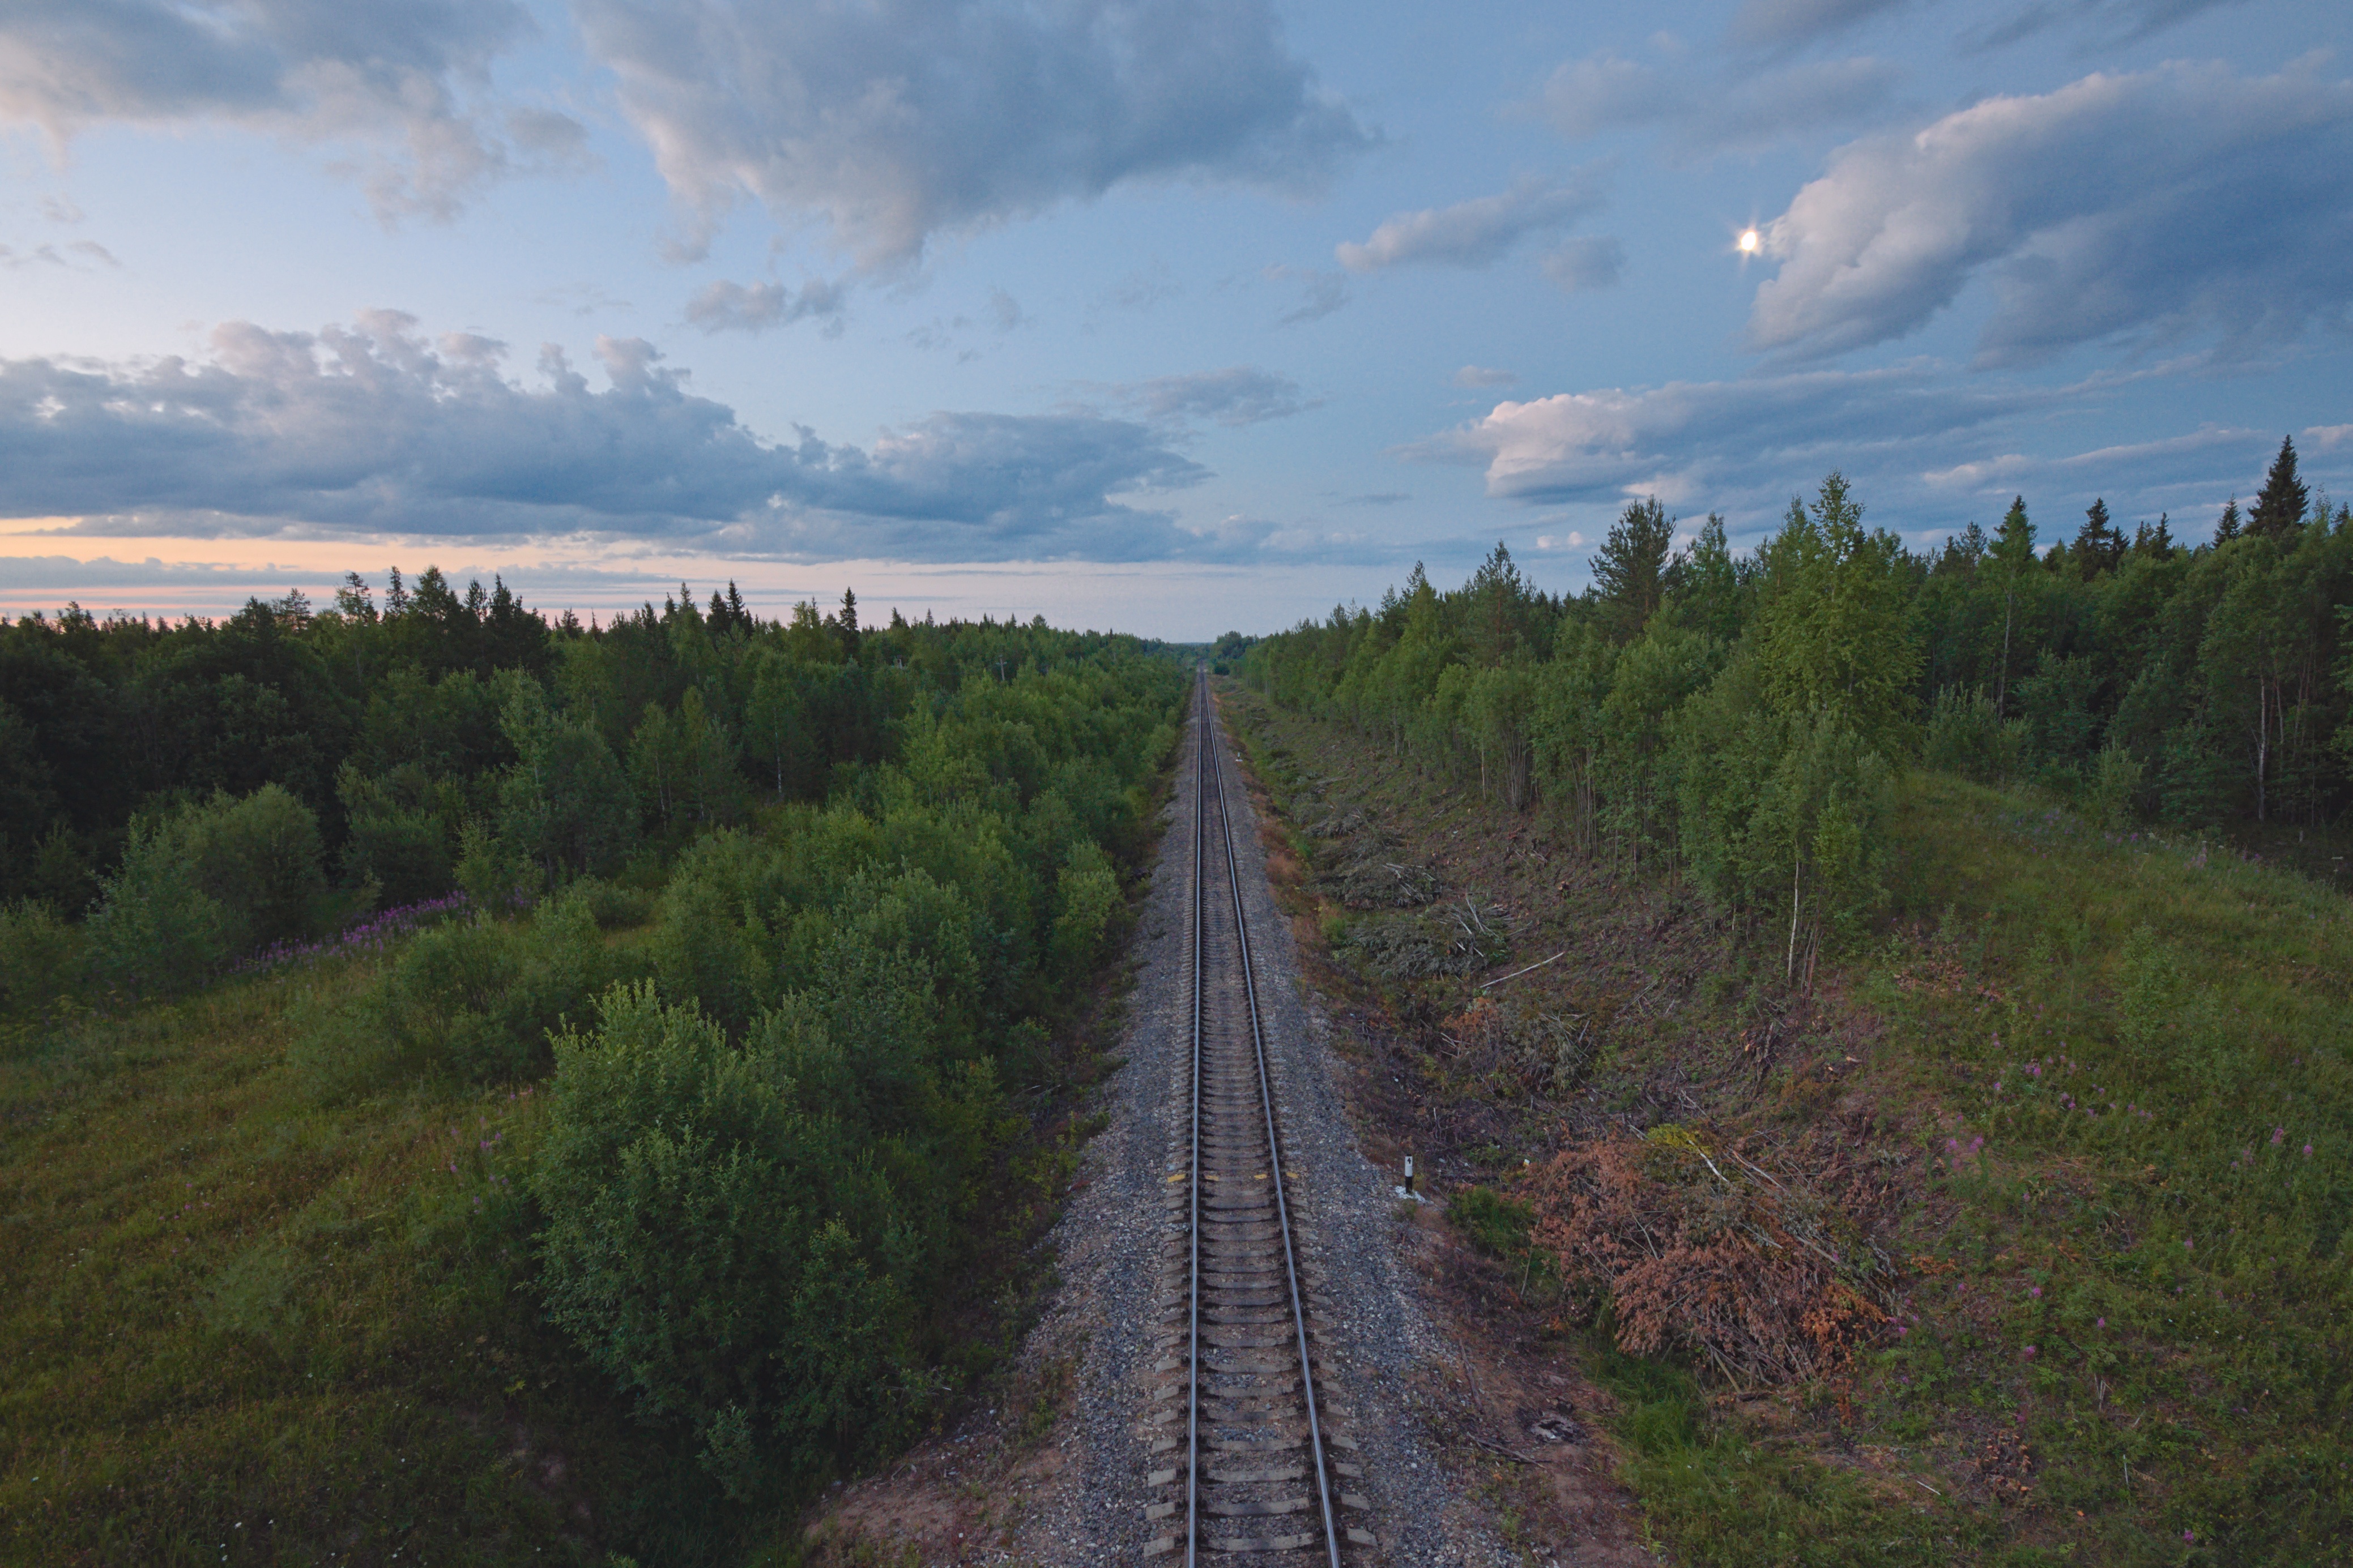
[
  {"x1": 1268, "y1": 266, "x2": 1349, "y2": 325},
  {"x1": 684, "y1": 278, "x2": 847, "y2": 335},
  {"x1": 1425, "y1": 365, "x2": 2351, "y2": 541},
  {"x1": 1335, "y1": 172, "x2": 1607, "y2": 272},
  {"x1": 1540, "y1": 236, "x2": 1623, "y2": 292},
  {"x1": 1539, "y1": 52, "x2": 1902, "y2": 159},
  {"x1": 0, "y1": 311, "x2": 1216, "y2": 562},
  {"x1": 1106, "y1": 367, "x2": 1315, "y2": 428},
  {"x1": 1453, "y1": 366, "x2": 1517, "y2": 388},
  {"x1": 1960, "y1": 0, "x2": 2251, "y2": 52},
  {"x1": 572, "y1": 0, "x2": 1370, "y2": 267},
  {"x1": 0, "y1": 0, "x2": 578, "y2": 219},
  {"x1": 1727, "y1": 0, "x2": 1914, "y2": 49},
  {"x1": 1750, "y1": 61, "x2": 2353, "y2": 365}
]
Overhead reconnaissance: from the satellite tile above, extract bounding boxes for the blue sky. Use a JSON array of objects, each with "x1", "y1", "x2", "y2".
[{"x1": 2, "y1": 0, "x2": 2348, "y2": 637}]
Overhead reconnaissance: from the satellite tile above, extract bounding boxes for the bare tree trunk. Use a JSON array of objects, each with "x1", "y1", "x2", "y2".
[
  {"x1": 1997, "y1": 589, "x2": 2015, "y2": 719},
  {"x1": 1786, "y1": 855, "x2": 1804, "y2": 984}
]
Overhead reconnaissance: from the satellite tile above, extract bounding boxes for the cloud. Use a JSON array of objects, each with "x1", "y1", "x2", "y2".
[
  {"x1": 1727, "y1": 0, "x2": 1913, "y2": 50},
  {"x1": 1106, "y1": 367, "x2": 1315, "y2": 429},
  {"x1": 0, "y1": 310, "x2": 1218, "y2": 562},
  {"x1": 571, "y1": 0, "x2": 1371, "y2": 267},
  {"x1": 0, "y1": 0, "x2": 579, "y2": 219},
  {"x1": 1540, "y1": 237, "x2": 1623, "y2": 292},
  {"x1": 1267, "y1": 266, "x2": 1349, "y2": 324},
  {"x1": 1538, "y1": 51, "x2": 1901, "y2": 159},
  {"x1": 1453, "y1": 366, "x2": 1518, "y2": 388},
  {"x1": 1335, "y1": 173, "x2": 1607, "y2": 272},
  {"x1": 1430, "y1": 364, "x2": 2058, "y2": 509},
  {"x1": 1750, "y1": 61, "x2": 2353, "y2": 365},
  {"x1": 0, "y1": 240, "x2": 120, "y2": 270},
  {"x1": 684, "y1": 278, "x2": 847, "y2": 335},
  {"x1": 1424, "y1": 364, "x2": 2349, "y2": 538},
  {"x1": 1960, "y1": 0, "x2": 2253, "y2": 52}
]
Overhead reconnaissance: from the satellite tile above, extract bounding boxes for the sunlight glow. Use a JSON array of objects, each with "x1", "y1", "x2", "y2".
[{"x1": 1738, "y1": 228, "x2": 1760, "y2": 254}]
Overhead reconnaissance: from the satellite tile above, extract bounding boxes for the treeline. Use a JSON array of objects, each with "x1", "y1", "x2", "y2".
[
  {"x1": 1244, "y1": 438, "x2": 2353, "y2": 976},
  {"x1": 0, "y1": 569, "x2": 1187, "y2": 1497}
]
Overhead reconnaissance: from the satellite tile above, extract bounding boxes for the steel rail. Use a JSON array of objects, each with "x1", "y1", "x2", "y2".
[
  {"x1": 1186, "y1": 669, "x2": 1204, "y2": 1568},
  {"x1": 1191, "y1": 667, "x2": 1344, "y2": 1568}
]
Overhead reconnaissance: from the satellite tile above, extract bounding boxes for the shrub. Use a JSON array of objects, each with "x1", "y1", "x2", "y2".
[
  {"x1": 181, "y1": 783, "x2": 331, "y2": 952},
  {"x1": 1923, "y1": 685, "x2": 2027, "y2": 783},
  {"x1": 532, "y1": 984, "x2": 917, "y2": 1493},
  {"x1": 293, "y1": 888, "x2": 636, "y2": 1093},
  {"x1": 87, "y1": 815, "x2": 228, "y2": 997},
  {"x1": 1048, "y1": 839, "x2": 1120, "y2": 983}
]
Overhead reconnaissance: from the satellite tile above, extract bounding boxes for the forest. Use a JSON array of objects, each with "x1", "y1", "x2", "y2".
[
  {"x1": 1242, "y1": 437, "x2": 2353, "y2": 973},
  {"x1": 0, "y1": 571, "x2": 1187, "y2": 1538}
]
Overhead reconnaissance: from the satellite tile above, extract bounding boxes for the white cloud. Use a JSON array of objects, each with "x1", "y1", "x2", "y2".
[
  {"x1": 1750, "y1": 60, "x2": 2353, "y2": 364},
  {"x1": 0, "y1": 0, "x2": 579, "y2": 219},
  {"x1": 684, "y1": 278, "x2": 847, "y2": 335},
  {"x1": 0, "y1": 311, "x2": 1218, "y2": 562},
  {"x1": 572, "y1": 0, "x2": 1370, "y2": 268},
  {"x1": 1336, "y1": 173, "x2": 1606, "y2": 272}
]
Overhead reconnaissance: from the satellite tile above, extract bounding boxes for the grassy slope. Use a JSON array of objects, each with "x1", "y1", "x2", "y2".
[
  {"x1": 1220, "y1": 685, "x2": 2351, "y2": 1567},
  {"x1": 0, "y1": 956, "x2": 698, "y2": 1568}
]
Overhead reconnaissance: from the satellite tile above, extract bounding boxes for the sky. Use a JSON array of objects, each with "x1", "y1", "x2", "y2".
[{"x1": 1, "y1": 0, "x2": 2348, "y2": 638}]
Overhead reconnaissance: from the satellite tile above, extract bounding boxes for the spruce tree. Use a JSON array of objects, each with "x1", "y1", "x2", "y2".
[
  {"x1": 2214, "y1": 498, "x2": 2241, "y2": 544},
  {"x1": 2073, "y1": 498, "x2": 2124, "y2": 577},
  {"x1": 2249, "y1": 435, "x2": 2308, "y2": 539}
]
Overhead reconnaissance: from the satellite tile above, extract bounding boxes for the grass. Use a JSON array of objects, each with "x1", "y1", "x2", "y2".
[
  {"x1": 0, "y1": 954, "x2": 725, "y2": 1567},
  {"x1": 1223, "y1": 686, "x2": 2353, "y2": 1566},
  {"x1": 1848, "y1": 776, "x2": 2353, "y2": 1565}
]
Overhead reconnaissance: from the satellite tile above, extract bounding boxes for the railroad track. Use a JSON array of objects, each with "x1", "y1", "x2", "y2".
[{"x1": 1145, "y1": 670, "x2": 1374, "y2": 1562}]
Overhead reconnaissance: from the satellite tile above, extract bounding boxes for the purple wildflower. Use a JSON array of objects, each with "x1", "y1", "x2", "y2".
[{"x1": 2271, "y1": 1127, "x2": 2285, "y2": 1146}]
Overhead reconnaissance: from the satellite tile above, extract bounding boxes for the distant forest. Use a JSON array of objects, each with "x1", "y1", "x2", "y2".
[{"x1": 1245, "y1": 438, "x2": 2352, "y2": 973}]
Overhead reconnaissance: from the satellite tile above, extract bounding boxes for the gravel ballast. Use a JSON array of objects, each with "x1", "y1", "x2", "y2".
[{"x1": 998, "y1": 691, "x2": 1521, "y2": 1567}]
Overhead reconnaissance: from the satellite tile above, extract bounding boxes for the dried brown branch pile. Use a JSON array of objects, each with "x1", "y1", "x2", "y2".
[{"x1": 1525, "y1": 1124, "x2": 1899, "y2": 1386}]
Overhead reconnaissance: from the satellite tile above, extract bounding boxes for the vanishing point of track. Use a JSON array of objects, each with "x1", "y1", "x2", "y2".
[{"x1": 1145, "y1": 670, "x2": 1374, "y2": 1562}]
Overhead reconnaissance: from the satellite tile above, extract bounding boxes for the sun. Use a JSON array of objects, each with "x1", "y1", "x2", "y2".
[{"x1": 1738, "y1": 228, "x2": 1761, "y2": 254}]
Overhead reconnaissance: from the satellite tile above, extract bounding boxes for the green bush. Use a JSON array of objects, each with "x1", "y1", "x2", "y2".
[
  {"x1": 532, "y1": 984, "x2": 918, "y2": 1493},
  {"x1": 1048, "y1": 839, "x2": 1120, "y2": 983},
  {"x1": 294, "y1": 889, "x2": 637, "y2": 1092},
  {"x1": 1924, "y1": 685, "x2": 2027, "y2": 783},
  {"x1": 87, "y1": 814, "x2": 229, "y2": 996},
  {"x1": 181, "y1": 783, "x2": 331, "y2": 952}
]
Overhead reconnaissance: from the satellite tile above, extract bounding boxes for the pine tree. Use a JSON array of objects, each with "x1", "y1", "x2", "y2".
[
  {"x1": 2214, "y1": 498, "x2": 2241, "y2": 544},
  {"x1": 2249, "y1": 435, "x2": 2308, "y2": 539},
  {"x1": 1589, "y1": 498, "x2": 1674, "y2": 643}
]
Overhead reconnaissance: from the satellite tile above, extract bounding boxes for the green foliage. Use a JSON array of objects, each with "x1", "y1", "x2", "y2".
[
  {"x1": 293, "y1": 889, "x2": 638, "y2": 1093},
  {"x1": 87, "y1": 814, "x2": 229, "y2": 996},
  {"x1": 535, "y1": 984, "x2": 921, "y2": 1492},
  {"x1": 83, "y1": 783, "x2": 335, "y2": 990},
  {"x1": 1923, "y1": 686, "x2": 2024, "y2": 781},
  {"x1": 1050, "y1": 838, "x2": 1121, "y2": 982}
]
